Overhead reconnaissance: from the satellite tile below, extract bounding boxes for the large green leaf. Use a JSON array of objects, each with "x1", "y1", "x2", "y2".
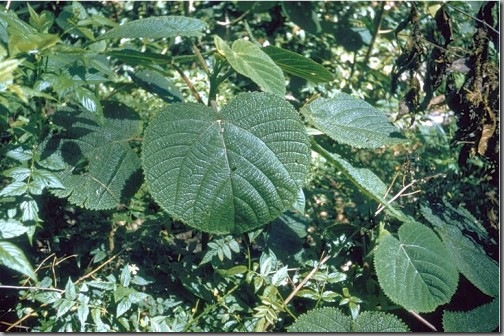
[
  {"x1": 262, "y1": 46, "x2": 333, "y2": 83},
  {"x1": 374, "y1": 221, "x2": 458, "y2": 312},
  {"x1": 302, "y1": 93, "x2": 407, "y2": 148},
  {"x1": 99, "y1": 16, "x2": 206, "y2": 40},
  {"x1": 214, "y1": 36, "x2": 286, "y2": 96},
  {"x1": 130, "y1": 69, "x2": 182, "y2": 103},
  {"x1": 288, "y1": 307, "x2": 409, "y2": 332},
  {"x1": 142, "y1": 92, "x2": 310, "y2": 234},
  {"x1": 442, "y1": 299, "x2": 498, "y2": 332},
  {"x1": 42, "y1": 101, "x2": 142, "y2": 210},
  {"x1": 421, "y1": 203, "x2": 499, "y2": 298},
  {"x1": 0, "y1": 241, "x2": 37, "y2": 281}
]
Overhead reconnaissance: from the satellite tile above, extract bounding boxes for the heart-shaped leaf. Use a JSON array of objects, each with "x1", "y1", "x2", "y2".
[
  {"x1": 302, "y1": 93, "x2": 407, "y2": 148},
  {"x1": 215, "y1": 36, "x2": 286, "y2": 96},
  {"x1": 142, "y1": 92, "x2": 310, "y2": 234},
  {"x1": 374, "y1": 221, "x2": 458, "y2": 312}
]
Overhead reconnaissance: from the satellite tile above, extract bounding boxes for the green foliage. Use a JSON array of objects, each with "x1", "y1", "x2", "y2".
[
  {"x1": 442, "y1": 299, "x2": 498, "y2": 332},
  {"x1": 0, "y1": 1, "x2": 498, "y2": 333},
  {"x1": 288, "y1": 307, "x2": 409, "y2": 332},
  {"x1": 142, "y1": 92, "x2": 310, "y2": 234},
  {"x1": 374, "y1": 221, "x2": 459, "y2": 312}
]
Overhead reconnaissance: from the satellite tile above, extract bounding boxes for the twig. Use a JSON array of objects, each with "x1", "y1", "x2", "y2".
[
  {"x1": 75, "y1": 252, "x2": 120, "y2": 285},
  {"x1": 192, "y1": 42, "x2": 210, "y2": 76},
  {"x1": 172, "y1": 63, "x2": 205, "y2": 105},
  {"x1": 216, "y1": 9, "x2": 251, "y2": 26},
  {"x1": 0, "y1": 285, "x2": 64, "y2": 293},
  {"x1": 408, "y1": 310, "x2": 437, "y2": 331},
  {"x1": 446, "y1": 3, "x2": 499, "y2": 35},
  {"x1": 363, "y1": 2, "x2": 385, "y2": 66}
]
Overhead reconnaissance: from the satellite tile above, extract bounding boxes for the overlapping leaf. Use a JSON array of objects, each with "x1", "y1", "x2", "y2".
[
  {"x1": 215, "y1": 36, "x2": 286, "y2": 96},
  {"x1": 443, "y1": 299, "x2": 498, "y2": 332},
  {"x1": 41, "y1": 101, "x2": 142, "y2": 210},
  {"x1": 142, "y1": 92, "x2": 310, "y2": 234},
  {"x1": 302, "y1": 93, "x2": 407, "y2": 148},
  {"x1": 99, "y1": 16, "x2": 206, "y2": 40},
  {"x1": 374, "y1": 221, "x2": 458, "y2": 312}
]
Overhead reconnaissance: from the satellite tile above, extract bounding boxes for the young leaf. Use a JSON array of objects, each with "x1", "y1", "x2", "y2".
[
  {"x1": 116, "y1": 298, "x2": 132, "y2": 318},
  {"x1": 214, "y1": 36, "x2": 286, "y2": 96},
  {"x1": 262, "y1": 46, "x2": 333, "y2": 83},
  {"x1": 0, "y1": 241, "x2": 37, "y2": 281},
  {"x1": 142, "y1": 92, "x2": 310, "y2": 234},
  {"x1": 4, "y1": 167, "x2": 31, "y2": 181},
  {"x1": 0, "y1": 181, "x2": 28, "y2": 196},
  {"x1": 42, "y1": 101, "x2": 143, "y2": 210},
  {"x1": 6, "y1": 147, "x2": 33, "y2": 162},
  {"x1": 64, "y1": 278, "x2": 77, "y2": 301},
  {"x1": 99, "y1": 16, "x2": 206, "y2": 40},
  {"x1": 0, "y1": 219, "x2": 28, "y2": 239},
  {"x1": 20, "y1": 196, "x2": 40, "y2": 221},
  {"x1": 302, "y1": 93, "x2": 407, "y2": 148},
  {"x1": 421, "y1": 204, "x2": 499, "y2": 298},
  {"x1": 443, "y1": 299, "x2": 498, "y2": 332},
  {"x1": 374, "y1": 221, "x2": 458, "y2": 312}
]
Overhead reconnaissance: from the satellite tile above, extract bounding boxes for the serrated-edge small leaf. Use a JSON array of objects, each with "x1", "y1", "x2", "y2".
[
  {"x1": 374, "y1": 221, "x2": 458, "y2": 312},
  {"x1": 77, "y1": 301, "x2": 90, "y2": 328},
  {"x1": 116, "y1": 298, "x2": 132, "y2": 318},
  {"x1": 56, "y1": 298, "x2": 75, "y2": 318},
  {"x1": 20, "y1": 197, "x2": 40, "y2": 222},
  {"x1": 4, "y1": 167, "x2": 31, "y2": 181},
  {"x1": 303, "y1": 93, "x2": 407, "y2": 148},
  {"x1": 6, "y1": 147, "x2": 33, "y2": 162},
  {"x1": 442, "y1": 299, "x2": 498, "y2": 332},
  {"x1": 31, "y1": 169, "x2": 65, "y2": 189},
  {"x1": 215, "y1": 36, "x2": 286, "y2": 96},
  {"x1": 263, "y1": 46, "x2": 333, "y2": 83},
  {"x1": 65, "y1": 278, "x2": 77, "y2": 301},
  {"x1": 0, "y1": 181, "x2": 28, "y2": 196},
  {"x1": 0, "y1": 241, "x2": 37, "y2": 281},
  {"x1": 99, "y1": 16, "x2": 206, "y2": 40},
  {"x1": 0, "y1": 219, "x2": 28, "y2": 239},
  {"x1": 288, "y1": 307, "x2": 351, "y2": 332},
  {"x1": 120, "y1": 264, "x2": 131, "y2": 287}
]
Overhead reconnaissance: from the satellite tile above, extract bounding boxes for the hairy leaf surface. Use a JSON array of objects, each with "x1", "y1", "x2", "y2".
[
  {"x1": 99, "y1": 16, "x2": 206, "y2": 40},
  {"x1": 421, "y1": 204, "x2": 499, "y2": 298},
  {"x1": 42, "y1": 102, "x2": 142, "y2": 210},
  {"x1": 215, "y1": 36, "x2": 286, "y2": 96},
  {"x1": 288, "y1": 307, "x2": 409, "y2": 332},
  {"x1": 443, "y1": 299, "x2": 498, "y2": 332},
  {"x1": 142, "y1": 92, "x2": 310, "y2": 234},
  {"x1": 302, "y1": 93, "x2": 407, "y2": 148},
  {"x1": 374, "y1": 221, "x2": 458, "y2": 312}
]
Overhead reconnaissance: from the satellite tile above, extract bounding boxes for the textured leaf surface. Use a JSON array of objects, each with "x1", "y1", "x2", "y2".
[
  {"x1": 262, "y1": 46, "x2": 333, "y2": 83},
  {"x1": 215, "y1": 36, "x2": 286, "y2": 96},
  {"x1": 0, "y1": 241, "x2": 37, "y2": 281},
  {"x1": 421, "y1": 204, "x2": 499, "y2": 298},
  {"x1": 142, "y1": 92, "x2": 310, "y2": 234},
  {"x1": 302, "y1": 93, "x2": 406, "y2": 148},
  {"x1": 443, "y1": 299, "x2": 498, "y2": 332},
  {"x1": 99, "y1": 16, "x2": 206, "y2": 40},
  {"x1": 42, "y1": 102, "x2": 142, "y2": 210},
  {"x1": 352, "y1": 311, "x2": 409, "y2": 332},
  {"x1": 288, "y1": 307, "x2": 350, "y2": 332},
  {"x1": 374, "y1": 221, "x2": 458, "y2": 312},
  {"x1": 288, "y1": 307, "x2": 409, "y2": 332}
]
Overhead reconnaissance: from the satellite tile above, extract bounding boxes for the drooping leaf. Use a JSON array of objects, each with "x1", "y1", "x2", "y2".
[
  {"x1": 442, "y1": 299, "x2": 498, "y2": 332},
  {"x1": 282, "y1": 2, "x2": 321, "y2": 35},
  {"x1": 262, "y1": 46, "x2": 333, "y2": 83},
  {"x1": 42, "y1": 101, "x2": 143, "y2": 210},
  {"x1": 142, "y1": 92, "x2": 310, "y2": 234},
  {"x1": 0, "y1": 241, "x2": 37, "y2": 281},
  {"x1": 374, "y1": 221, "x2": 458, "y2": 312},
  {"x1": 421, "y1": 204, "x2": 499, "y2": 298},
  {"x1": 288, "y1": 307, "x2": 409, "y2": 332},
  {"x1": 215, "y1": 36, "x2": 286, "y2": 96},
  {"x1": 99, "y1": 16, "x2": 206, "y2": 40},
  {"x1": 105, "y1": 49, "x2": 172, "y2": 67},
  {"x1": 130, "y1": 69, "x2": 182, "y2": 103},
  {"x1": 302, "y1": 93, "x2": 407, "y2": 148}
]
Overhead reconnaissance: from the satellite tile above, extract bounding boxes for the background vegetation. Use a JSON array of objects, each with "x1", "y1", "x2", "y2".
[{"x1": 0, "y1": 1, "x2": 499, "y2": 332}]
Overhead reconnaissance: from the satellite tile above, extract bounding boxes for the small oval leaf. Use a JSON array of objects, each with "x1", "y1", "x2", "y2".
[
  {"x1": 374, "y1": 221, "x2": 458, "y2": 312},
  {"x1": 142, "y1": 92, "x2": 310, "y2": 234}
]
